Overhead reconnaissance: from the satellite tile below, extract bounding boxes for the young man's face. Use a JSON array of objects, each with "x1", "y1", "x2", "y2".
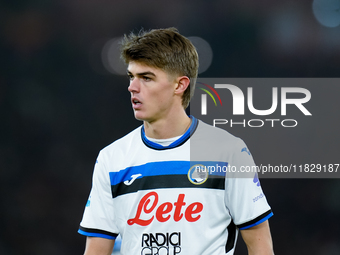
[{"x1": 127, "y1": 61, "x2": 180, "y2": 123}]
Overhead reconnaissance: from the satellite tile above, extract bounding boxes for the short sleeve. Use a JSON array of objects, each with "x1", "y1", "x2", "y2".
[
  {"x1": 78, "y1": 152, "x2": 119, "y2": 239},
  {"x1": 224, "y1": 139, "x2": 273, "y2": 230}
]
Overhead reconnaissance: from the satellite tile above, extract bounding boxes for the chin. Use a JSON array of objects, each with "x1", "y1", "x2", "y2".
[
  {"x1": 133, "y1": 111, "x2": 147, "y2": 121},
  {"x1": 134, "y1": 112, "x2": 157, "y2": 123}
]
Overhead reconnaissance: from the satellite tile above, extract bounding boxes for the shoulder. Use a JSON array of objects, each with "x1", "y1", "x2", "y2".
[
  {"x1": 195, "y1": 119, "x2": 245, "y2": 146},
  {"x1": 98, "y1": 125, "x2": 143, "y2": 159},
  {"x1": 191, "y1": 119, "x2": 248, "y2": 161}
]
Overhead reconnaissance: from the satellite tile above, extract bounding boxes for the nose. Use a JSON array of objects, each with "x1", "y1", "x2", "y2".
[{"x1": 128, "y1": 78, "x2": 140, "y2": 93}]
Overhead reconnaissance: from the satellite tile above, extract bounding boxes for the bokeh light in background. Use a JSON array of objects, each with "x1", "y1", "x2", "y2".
[
  {"x1": 259, "y1": 0, "x2": 340, "y2": 72},
  {"x1": 99, "y1": 35, "x2": 213, "y2": 75},
  {"x1": 188, "y1": 36, "x2": 213, "y2": 74},
  {"x1": 101, "y1": 37, "x2": 126, "y2": 75},
  {"x1": 313, "y1": 0, "x2": 340, "y2": 27}
]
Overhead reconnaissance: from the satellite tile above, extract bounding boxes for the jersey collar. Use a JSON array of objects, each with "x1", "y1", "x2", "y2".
[{"x1": 141, "y1": 116, "x2": 198, "y2": 150}]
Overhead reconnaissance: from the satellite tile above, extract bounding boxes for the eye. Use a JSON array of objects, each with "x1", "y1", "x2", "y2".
[
  {"x1": 143, "y1": 76, "x2": 151, "y2": 81},
  {"x1": 127, "y1": 74, "x2": 134, "y2": 80}
]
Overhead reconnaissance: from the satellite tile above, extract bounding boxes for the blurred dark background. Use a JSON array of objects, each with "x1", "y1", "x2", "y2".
[{"x1": 1, "y1": 0, "x2": 340, "y2": 254}]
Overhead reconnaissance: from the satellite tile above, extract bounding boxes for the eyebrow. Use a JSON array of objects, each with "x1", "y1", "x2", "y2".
[{"x1": 127, "y1": 70, "x2": 156, "y2": 77}]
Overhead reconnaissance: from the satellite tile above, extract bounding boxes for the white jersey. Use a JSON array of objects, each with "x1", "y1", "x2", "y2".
[{"x1": 78, "y1": 116, "x2": 272, "y2": 255}]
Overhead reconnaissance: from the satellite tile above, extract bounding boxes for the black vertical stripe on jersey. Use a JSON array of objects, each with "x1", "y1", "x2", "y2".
[
  {"x1": 111, "y1": 174, "x2": 225, "y2": 198},
  {"x1": 225, "y1": 220, "x2": 237, "y2": 253}
]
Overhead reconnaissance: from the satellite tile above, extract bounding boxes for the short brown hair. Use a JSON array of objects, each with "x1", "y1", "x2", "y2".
[{"x1": 120, "y1": 27, "x2": 199, "y2": 108}]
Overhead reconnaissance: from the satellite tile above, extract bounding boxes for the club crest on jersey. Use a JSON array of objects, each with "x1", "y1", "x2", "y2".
[{"x1": 188, "y1": 164, "x2": 209, "y2": 185}]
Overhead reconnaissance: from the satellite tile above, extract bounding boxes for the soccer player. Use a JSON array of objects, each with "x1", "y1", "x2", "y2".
[{"x1": 78, "y1": 27, "x2": 274, "y2": 255}]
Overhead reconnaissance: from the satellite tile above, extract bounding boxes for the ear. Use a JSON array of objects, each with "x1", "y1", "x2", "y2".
[{"x1": 174, "y1": 76, "x2": 190, "y2": 96}]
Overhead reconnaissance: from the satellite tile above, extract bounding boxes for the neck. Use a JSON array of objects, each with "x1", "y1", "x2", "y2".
[{"x1": 143, "y1": 110, "x2": 191, "y2": 139}]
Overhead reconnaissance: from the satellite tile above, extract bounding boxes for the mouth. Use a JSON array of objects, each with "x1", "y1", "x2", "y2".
[
  {"x1": 131, "y1": 98, "x2": 142, "y2": 108},
  {"x1": 132, "y1": 98, "x2": 141, "y2": 104}
]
